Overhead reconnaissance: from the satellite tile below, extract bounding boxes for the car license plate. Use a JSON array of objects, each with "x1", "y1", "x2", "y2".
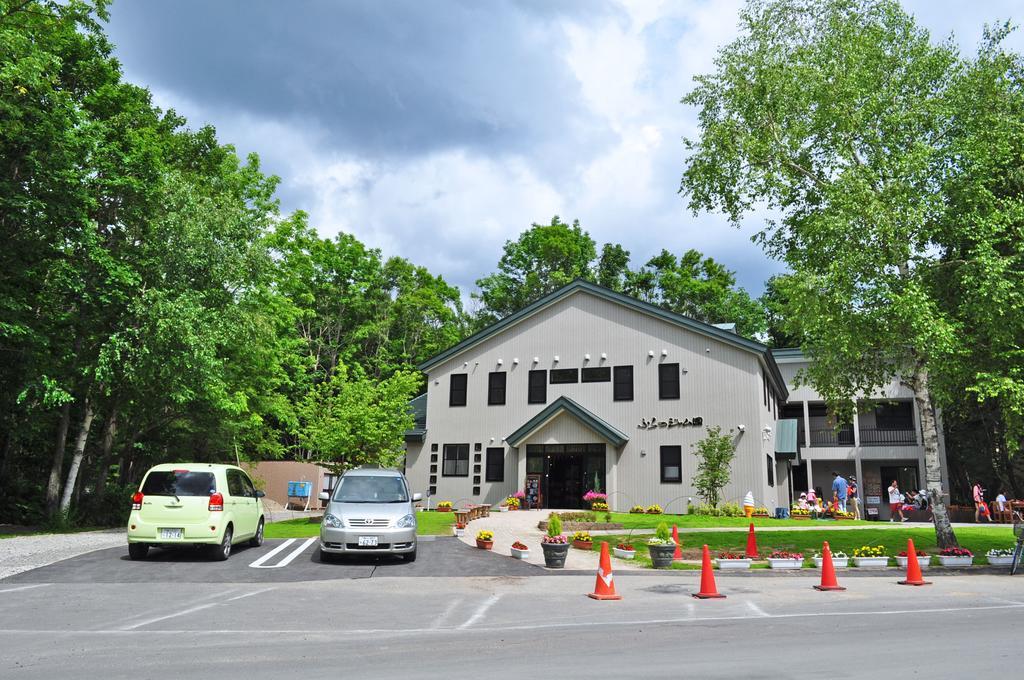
[
  {"x1": 357, "y1": 536, "x2": 378, "y2": 547},
  {"x1": 159, "y1": 528, "x2": 183, "y2": 540}
]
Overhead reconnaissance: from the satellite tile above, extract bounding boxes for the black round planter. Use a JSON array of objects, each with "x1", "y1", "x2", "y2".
[
  {"x1": 648, "y1": 543, "x2": 676, "y2": 568},
  {"x1": 541, "y1": 541, "x2": 570, "y2": 568}
]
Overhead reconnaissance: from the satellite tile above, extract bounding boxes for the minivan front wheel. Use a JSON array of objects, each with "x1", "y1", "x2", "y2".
[
  {"x1": 248, "y1": 518, "x2": 264, "y2": 547},
  {"x1": 128, "y1": 543, "x2": 149, "y2": 560},
  {"x1": 212, "y1": 525, "x2": 233, "y2": 561}
]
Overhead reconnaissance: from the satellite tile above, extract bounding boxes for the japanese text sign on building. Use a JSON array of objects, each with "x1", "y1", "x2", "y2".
[{"x1": 637, "y1": 416, "x2": 704, "y2": 430}]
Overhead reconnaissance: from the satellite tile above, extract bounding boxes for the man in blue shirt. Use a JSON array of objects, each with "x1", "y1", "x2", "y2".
[{"x1": 831, "y1": 472, "x2": 849, "y2": 513}]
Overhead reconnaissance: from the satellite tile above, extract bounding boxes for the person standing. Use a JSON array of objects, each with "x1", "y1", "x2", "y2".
[
  {"x1": 848, "y1": 476, "x2": 861, "y2": 520},
  {"x1": 888, "y1": 479, "x2": 907, "y2": 522},
  {"x1": 973, "y1": 482, "x2": 992, "y2": 523},
  {"x1": 831, "y1": 472, "x2": 848, "y2": 513}
]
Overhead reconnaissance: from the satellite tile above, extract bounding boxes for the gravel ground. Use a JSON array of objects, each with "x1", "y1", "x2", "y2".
[{"x1": 0, "y1": 529, "x2": 127, "y2": 581}]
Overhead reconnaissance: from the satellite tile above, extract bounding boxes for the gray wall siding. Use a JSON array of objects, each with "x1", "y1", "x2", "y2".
[{"x1": 414, "y1": 290, "x2": 777, "y2": 511}]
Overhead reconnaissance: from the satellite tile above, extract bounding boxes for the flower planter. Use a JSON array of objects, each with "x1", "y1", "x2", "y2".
[
  {"x1": 436, "y1": 507, "x2": 452, "y2": 512},
  {"x1": 613, "y1": 547, "x2": 636, "y2": 560},
  {"x1": 510, "y1": 547, "x2": 530, "y2": 560},
  {"x1": 767, "y1": 558, "x2": 803, "y2": 569},
  {"x1": 852, "y1": 556, "x2": 889, "y2": 568},
  {"x1": 498, "y1": 505, "x2": 509, "y2": 513},
  {"x1": 476, "y1": 539, "x2": 493, "y2": 550},
  {"x1": 938, "y1": 555, "x2": 973, "y2": 567},
  {"x1": 541, "y1": 541, "x2": 570, "y2": 568},
  {"x1": 790, "y1": 514, "x2": 810, "y2": 520},
  {"x1": 751, "y1": 514, "x2": 770, "y2": 519},
  {"x1": 987, "y1": 555, "x2": 1015, "y2": 567},
  {"x1": 453, "y1": 527, "x2": 465, "y2": 537},
  {"x1": 812, "y1": 557, "x2": 849, "y2": 568},
  {"x1": 716, "y1": 558, "x2": 752, "y2": 570},
  {"x1": 895, "y1": 556, "x2": 929, "y2": 570},
  {"x1": 572, "y1": 540, "x2": 593, "y2": 551},
  {"x1": 648, "y1": 543, "x2": 676, "y2": 568}
]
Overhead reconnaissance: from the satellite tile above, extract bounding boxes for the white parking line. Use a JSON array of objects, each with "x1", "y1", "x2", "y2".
[
  {"x1": 457, "y1": 594, "x2": 502, "y2": 629},
  {"x1": 226, "y1": 587, "x2": 276, "y2": 602},
  {"x1": 249, "y1": 538, "x2": 316, "y2": 569},
  {"x1": 746, "y1": 601, "x2": 770, "y2": 617},
  {"x1": 120, "y1": 601, "x2": 222, "y2": 630},
  {"x1": 0, "y1": 584, "x2": 51, "y2": 594}
]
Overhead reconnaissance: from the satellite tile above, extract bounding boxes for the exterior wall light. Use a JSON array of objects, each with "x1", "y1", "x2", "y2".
[
  {"x1": 661, "y1": 349, "x2": 668, "y2": 356},
  {"x1": 497, "y1": 359, "x2": 503, "y2": 366},
  {"x1": 513, "y1": 357, "x2": 519, "y2": 365},
  {"x1": 601, "y1": 352, "x2": 607, "y2": 360},
  {"x1": 584, "y1": 353, "x2": 591, "y2": 361},
  {"x1": 553, "y1": 355, "x2": 560, "y2": 363},
  {"x1": 533, "y1": 357, "x2": 539, "y2": 364},
  {"x1": 737, "y1": 424, "x2": 746, "y2": 432},
  {"x1": 648, "y1": 350, "x2": 655, "y2": 357}
]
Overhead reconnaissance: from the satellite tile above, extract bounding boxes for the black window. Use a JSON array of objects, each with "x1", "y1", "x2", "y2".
[
  {"x1": 449, "y1": 373, "x2": 468, "y2": 407},
  {"x1": 528, "y1": 370, "x2": 547, "y2": 404},
  {"x1": 442, "y1": 444, "x2": 470, "y2": 477},
  {"x1": 487, "y1": 372, "x2": 506, "y2": 405},
  {"x1": 613, "y1": 365, "x2": 633, "y2": 401},
  {"x1": 581, "y1": 367, "x2": 611, "y2": 383},
  {"x1": 874, "y1": 402, "x2": 914, "y2": 429},
  {"x1": 226, "y1": 470, "x2": 245, "y2": 497},
  {"x1": 485, "y1": 447, "x2": 504, "y2": 482},
  {"x1": 141, "y1": 471, "x2": 216, "y2": 496},
  {"x1": 660, "y1": 446, "x2": 682, "y2": 483},
  {"x1": 767, "y1": 455, "x2": 775, "y2": 487},
  {"x1": 549, "y1": 368, "x2": 579, "y2": 384},
  {"x1": 658, "y1": 363, "x2": 680, "y2": 400},
  {"x1": 763, "y1": 375, "x2": 768, "y2": 406}
]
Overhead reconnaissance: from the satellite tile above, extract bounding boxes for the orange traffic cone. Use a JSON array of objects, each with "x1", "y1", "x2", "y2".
[
  {"x1": 693, "y1": 544, "x2": 726, "y2": 599},
  {"x1": 813, "y1": 541, "x2": 846, "y2": 591},
  {"x1": 672, "y1": 525, "x2": 683, "y2": 560},
  {"x1": 588, "y1": 541, "x2": 623, "y2": 600},
  {"x1": 745, "y1": 523, "x2": 758, "y2": 558},
  {"x1": 898, "y1": 538, "x2": 931, "y2": 586}
]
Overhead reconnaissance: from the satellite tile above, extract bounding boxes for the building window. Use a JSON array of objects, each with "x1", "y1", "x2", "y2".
[
  {"x1": 429, "y1": 475, "x2": 436, "y2": 484},
  {"x1": 442, "y1": 444, "x2": 469, "y2": 477},
  {"x1": 581, "y1": 367, "x2": 611, "y2": 383},
  {"x1": 449, "y1": 373, "x2": 468, "y2": 407},
  {"x1": 429, "y1": 464, "x2": 437, "y2": 474},
  {"x1": 874, "y1": 401, "x2": 914, "y2": 430},
  {"x1": 485, "y1": 447, "x2": 504, "y2": 482},
  {"x1": 660, "y1": 446, "x2": 682, "y2": 483},
  {"x1": 763, "y1": 375, "x2": 768, "y2": 407},
  {"x1": 488, "y1": 371, "x2": 506, "y2": 405},
  {"x1": 550, "y1": 368, "x2": 579, "y2": 384},
  {"x1": 472, "y1": 486, "x2": 480, "y2": 496},
  {"x1": 528, "y1": 370, "x2": 547, "y2": 404},
  {"x1": 766, "y1": 455, "x2": 775, "y2": 487},
  {"x1": 473, "y1": 475, "x2": 480, "y2": 484},
  {"x1": 429, "y1": 485, "x2": 436, "y2": 496},
  {"x1": 613, "y1": 365, "x2": 633, "y2": 401},
  {"x1": 658, "y1": 363, "x2": 680, "y2": 400},
  {"x1": 430, "y1": 443, "x2": 438, "y2": 452}
]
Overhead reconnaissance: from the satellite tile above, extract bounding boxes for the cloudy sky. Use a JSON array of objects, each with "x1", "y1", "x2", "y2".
[{"x1": 105, "y1": 0, "x2": 1023, "y2": 299}]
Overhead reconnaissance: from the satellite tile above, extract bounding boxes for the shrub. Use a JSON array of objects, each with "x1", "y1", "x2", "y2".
[
  {"x1": 656, "y1": 522, "x2": 671, "y2": 541},
  {"x1": 572, "y1": 531, "x2": 592, "y2": 542},
  {"x1": 691, "y1": 425, "x2": 737, "y2": 506},
  {"x1": 437, "y1": 500, "x2": 452, "y2": 509},
  {"x1": 646, "y1": 504, "x2": 663, "y2": 514},
  {"x1": 721, "y1": 502, "x2": 743, "y2": 517},
  {"x1": 630, "y1": 505, "x2": 646, "y2": 514},
  {"x1": 476, "y1": 530, "x2": 494, "y2": 542},
  {"x1": 556, "y1": 511, "x2": 596, "y2": 522},
  {"x1": 504, "y1": 496, "x2": 520, "y2": 509},
  {"x1": 546, "y1": 513, "x2": 562, "y2": 538},
  {"x1": 591, "y1": 501, "x2": 609, "y2": 511}
]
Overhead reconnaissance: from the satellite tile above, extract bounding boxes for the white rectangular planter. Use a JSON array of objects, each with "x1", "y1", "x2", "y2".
[
  {"x1": 895, "y1": 556, "x2": 930, "y2": 570},
  {"x1": 716, "y1": 558, "x2": 752, "y2": 570},
  {"x1": 987, "y1": 555, "x2": 1014, "y2": 566},
  {"x1": 498, "y1": 505, "x2": 509, "y2": 512},
  {"x1": 852, "y1": 556, "x2": 890, "y2": 567},
  {"x1": 767, "y1": 558, "x2": 803, "y2": 569},
  {"x1": 613, "y1": 548, "x2": 636, "y2": 560},
  {"x1": 938, "y1": 555, "x2": 974, "y2": 567},
  {"x1": 510, "y1": 547, "x2": 530, "y2": 560},
  {"x1": 812, "y1": 557, "x2": 849, "y2": 568}
]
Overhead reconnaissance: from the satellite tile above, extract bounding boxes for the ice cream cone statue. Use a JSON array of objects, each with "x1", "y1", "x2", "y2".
[{"x1": 743, "y1": 491, "x2": 755, "y2": 518}]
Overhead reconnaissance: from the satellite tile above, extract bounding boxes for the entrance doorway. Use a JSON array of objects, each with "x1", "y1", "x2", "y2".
[{"x1": 526, "y1": 444, "x2": 606, "y2": 509}]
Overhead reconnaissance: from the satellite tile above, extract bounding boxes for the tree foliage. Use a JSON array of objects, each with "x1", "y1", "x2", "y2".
[{"x1": 691, "y1": 426, "x2": 737, "y2": 507}]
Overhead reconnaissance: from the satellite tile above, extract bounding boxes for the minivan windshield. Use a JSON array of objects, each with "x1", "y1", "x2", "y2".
[
  {"x1": 334, "y1": 476, "x2": 408, "y2": 503},
  {"x1": 141, "y1": 471, "x2": 216, "y2": 497}
]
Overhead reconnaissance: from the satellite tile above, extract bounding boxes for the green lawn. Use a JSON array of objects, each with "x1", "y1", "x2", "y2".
[
  {"x1": 605, "y1": 512, "x2": 874, "y2": 530},
  {"x1": 264, "y1": 510, "x2": 454, "y2": 539},
  {"x1": 591, "y1": 525, "x2": 1016, "y2": 569}
]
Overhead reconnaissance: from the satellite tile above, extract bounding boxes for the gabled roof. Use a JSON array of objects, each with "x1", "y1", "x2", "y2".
[
  {"x1": 418, "y1": 279, "x2": 788, "y2": 399},
  {"x1": 504, "y1": 396, "x2": 629, "y2": 448}
]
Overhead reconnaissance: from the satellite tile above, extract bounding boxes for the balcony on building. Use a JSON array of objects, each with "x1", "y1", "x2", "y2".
[{"x1": 785, "y1": 400, "x2": 919, "y2": 448}]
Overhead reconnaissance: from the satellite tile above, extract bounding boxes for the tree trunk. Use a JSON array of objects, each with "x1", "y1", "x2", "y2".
[
  {"x1": 45, "y1": 402, "x2": 72, "y2": 516},
  {"x1": 59, "y1": 398, "x2": 95, "y2": 515},
  {"x1": 90, "y1": 406, "x2": 119, "y2": 498},
  {"x1": 911, "y1": 366, "x2": 959, "y2": 549}
]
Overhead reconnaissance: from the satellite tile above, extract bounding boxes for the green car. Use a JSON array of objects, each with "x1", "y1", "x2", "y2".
[{"x1": 127, "y1": 463, "x2": 266, "y2": 561}]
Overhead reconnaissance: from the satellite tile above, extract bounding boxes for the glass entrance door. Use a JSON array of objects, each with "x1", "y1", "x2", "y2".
[{"x1": 526, "y1": 444, "x2": 606, "y2": 509}]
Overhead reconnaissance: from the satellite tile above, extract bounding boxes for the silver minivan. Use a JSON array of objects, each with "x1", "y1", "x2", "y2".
[{"x1": 318, "y1": 468, "x2": 422, "y2": 562}]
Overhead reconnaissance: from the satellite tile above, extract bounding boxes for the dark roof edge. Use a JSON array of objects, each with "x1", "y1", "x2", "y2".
[{"x1": 419, "y1": 279, "x2": 788, "y2": 396}]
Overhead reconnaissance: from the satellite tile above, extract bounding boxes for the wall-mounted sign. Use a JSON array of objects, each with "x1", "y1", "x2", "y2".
[
  {"x1": 866, "y1": 496, "x2": 881, "y2": 505},
  {"x1": 638, "y1": 416, "x2": 704, "y2": 430}
]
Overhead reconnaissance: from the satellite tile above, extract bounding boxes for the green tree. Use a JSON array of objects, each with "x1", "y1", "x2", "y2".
[
  {"x1": 678, "y1": 0, "x2": 1024, "y2": 547},
  {"x1": 297, "y1": 361, "x2": 420, "y2": 474},
  {"x1": 761, "y1": 274, "x2": 803, "y2": 348},
  {"x1": 691, "y1": 426, "x2": 737, "y2": 507}
]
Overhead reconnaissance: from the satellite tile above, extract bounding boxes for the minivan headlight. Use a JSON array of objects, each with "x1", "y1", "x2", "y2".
[
  {"x1": 323, "y1": 513, "x2": 343, "y2": 528},
  {"x1": 396, "y1": 514, "x2": 415, "y2": 528}
]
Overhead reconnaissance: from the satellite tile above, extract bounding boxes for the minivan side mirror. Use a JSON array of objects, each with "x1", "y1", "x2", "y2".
[
  {"x1": 318, "y1": 491, "x2": 330, "y2": 501},
  {"x1": 255, "y1": 491, "x2": 266, "y2": 498},
  {"x1": 411, "y1": 492, "x2": 423, "y2": 502}
]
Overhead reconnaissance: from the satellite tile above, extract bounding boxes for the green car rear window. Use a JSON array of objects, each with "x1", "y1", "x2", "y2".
[{"x1": 141, "y1": 471, "x2": 216, "y2": 496}]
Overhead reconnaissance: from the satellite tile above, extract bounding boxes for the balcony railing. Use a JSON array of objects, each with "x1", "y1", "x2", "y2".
[
  {"x1": 859, "y1": 427, "x2": 917, "y2": 446},
  {"x1": 809, "y1": 427, "x2": 854, "y2": 447}
]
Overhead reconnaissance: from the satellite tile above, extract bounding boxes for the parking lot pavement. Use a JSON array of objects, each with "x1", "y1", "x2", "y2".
[
  {"x1": 1, "y1": 573, "x2": 1023, "y2": 678},
  {"x1": 0, "y1": 536, "x2": 544, "y2": 584}
]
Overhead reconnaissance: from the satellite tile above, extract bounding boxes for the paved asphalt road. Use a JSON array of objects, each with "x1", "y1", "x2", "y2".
[{"x1": 1, "y1": 537, "x2": 1021, "y2": 678}]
